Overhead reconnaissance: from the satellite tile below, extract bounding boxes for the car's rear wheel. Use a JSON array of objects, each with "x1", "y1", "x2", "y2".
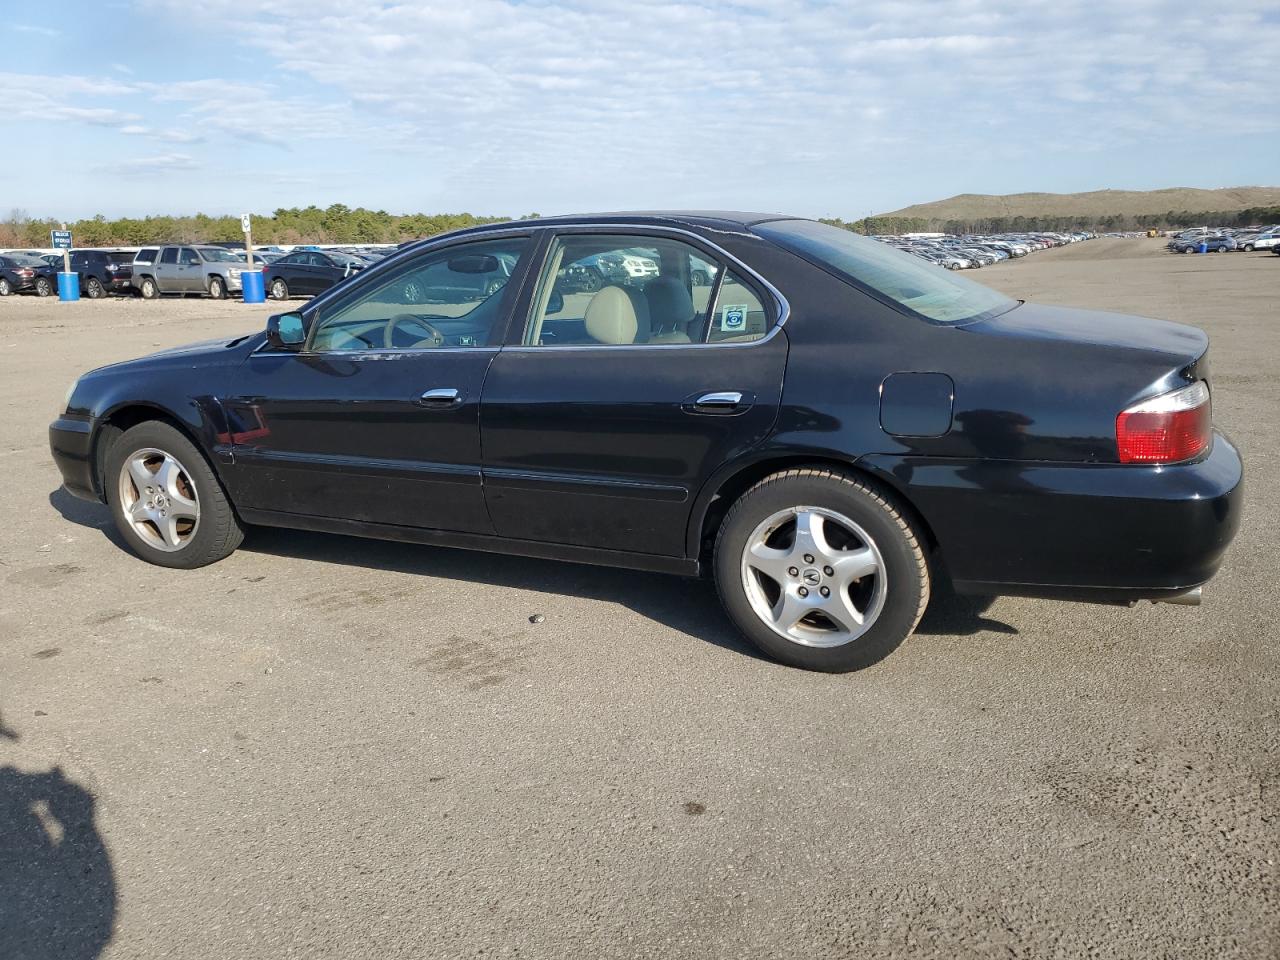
[
  {"x1": 208, "y1": 276, "x2": 226, "y2": 299},
  {"x1": 1182, "y1": 246, "x2": 1193, "y2": 254},
  {"x1": 34, "y1": 277, "x2": 53, "y2": 296},
  {"x1": 714, "y1": 468, "x2": 929, "y2": 672},
  {"x1": 270, "y1": 278, "x2": 289, "y2": 300},
  {"x1": 105, "y1": 421, "x2": 243, "y2": 569},
  {"x1": 1243, "y1": 243, "x2": 1254, "y2": 252},
  {"x1": 1218, "y1": 245, "x2": 1229, "y2": 253},
  {"x1": 0, "y1": 278, "x2": 11, "y2": 296},
  {"x1": 140, "y1": 277, "x2": 159, "y2": 299},
  {"x1": 85, "y1": 277, "x2": 105, "y2": 298}
]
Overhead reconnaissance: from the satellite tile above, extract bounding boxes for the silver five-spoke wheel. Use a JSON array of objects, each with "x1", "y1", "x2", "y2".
[
  {"x1": 117, "y1": 447, "x2": 201, "y2": 552},
  {"x1": 741, "y1": 505, "x2": 886, "y2": 647}
]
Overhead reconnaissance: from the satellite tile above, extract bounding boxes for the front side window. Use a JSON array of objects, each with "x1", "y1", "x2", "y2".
[
  {"x1": 525, "y1": 234, "x2": 763, "y2": 347},
  {"x1": 160, "y1": 248, "x2": 178, "y2": 265},
  {"x1": 309, "y1": 237, "x2": 528, "y2": 352},
  {"x1": 180, "y1": 248, "x2": 199, "y2": 266},
  {"x1": 754, "y1": 219, "x2": 1016, "y2": 324}
]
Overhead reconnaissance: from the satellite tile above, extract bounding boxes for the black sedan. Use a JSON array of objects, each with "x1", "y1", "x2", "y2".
[
  {"x1": 49, "y1": 212, "x2": 1242, "y2": 672},
  {"x1": 263, "y1": 250, "x2": 365, "y2": 300},
  {"x1": 0, "y1": 254, "x2": 57, "y2": 297}
]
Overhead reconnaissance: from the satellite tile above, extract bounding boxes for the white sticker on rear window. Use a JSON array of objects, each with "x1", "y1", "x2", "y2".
[{"x1": 721, "y1": 305, "x2": 749, "y2": 331}]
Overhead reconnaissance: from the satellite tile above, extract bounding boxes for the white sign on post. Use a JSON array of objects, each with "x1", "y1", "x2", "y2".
[{"x1": 240, "y1": 213, "x2": 252, "y2": 234}]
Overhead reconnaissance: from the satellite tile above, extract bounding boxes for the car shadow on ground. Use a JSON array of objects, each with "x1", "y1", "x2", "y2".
[
  {"x1": 48, "y1": 488, "x2": 1018, "y2": 657},
  {"x1": 0, "y1": 710, "x2": 117, "y2": 959}
]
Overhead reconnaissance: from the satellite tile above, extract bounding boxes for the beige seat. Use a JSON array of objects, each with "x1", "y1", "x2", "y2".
[{"x1": 584, "y1": 286, "x2": 651, "y2": 345}]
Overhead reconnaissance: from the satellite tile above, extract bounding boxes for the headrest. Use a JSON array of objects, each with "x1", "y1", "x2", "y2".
[
  {"x1": 584, "y1": 285, "x2": 651, "y2": 345},
  {"x1": 644, "y1": 276, "x2": 695, "y2": 330}
]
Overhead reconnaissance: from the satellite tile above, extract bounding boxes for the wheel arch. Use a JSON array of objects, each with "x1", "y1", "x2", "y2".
[
  {"x1": 688, "y1": 451, "x2": 941, "y2": 568},
  {"x1": 90, "y1": 402, "x2": 216, "y2": 501}
]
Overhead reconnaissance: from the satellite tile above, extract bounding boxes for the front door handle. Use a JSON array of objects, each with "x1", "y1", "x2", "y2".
[
  {"x1": 418, "y1": 387, "x2": 462, "y2": 407},
  {"x1": 684, "y1": 390, "x2": 752, "y2": 415}
]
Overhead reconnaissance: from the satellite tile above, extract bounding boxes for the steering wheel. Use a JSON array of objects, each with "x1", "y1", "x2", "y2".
[{"x1": 385, "y1": 313, "x2": 445, "y2": 349}]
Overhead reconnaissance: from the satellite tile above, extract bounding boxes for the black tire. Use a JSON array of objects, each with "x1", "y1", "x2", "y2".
[
  {"x1": 714, "y1": 467, "x2": 929, "y2": 672},
  {"x1": 270, "y1": 277, "x2": 289, "y2": 300},
  {"x1": 1217, "y1": 246, "x2": 1228, "y2": 254},
  {"x1": 86, "y1": 277, "x2": 105, "y2": 299},
  {"x1": 1243, "y1": 244, "x2": 1254, "y2": 252},
  {"x1": 34, "y1": 277, "x2": 53, "y2": 297},
  {"x1": 0, "y1": 277, "x2": 11, "y2": 296},
  {"x1": 208, "y1": 275, "x2": 226, "y2": 300},
  {"x1": 140, "y1": 276, "x2": 159, "y2": 299},
  {"x1": 104, "y1": 421, "x2": 243, "y2": 569}
]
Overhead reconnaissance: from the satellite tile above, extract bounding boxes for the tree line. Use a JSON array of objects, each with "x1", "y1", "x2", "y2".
[
  {"x1": 3, "y1": 203, "x2": 1278, "y2": 249},
  {"x1": 0, "y1": 206, "x2": 525, "y2": 248}
]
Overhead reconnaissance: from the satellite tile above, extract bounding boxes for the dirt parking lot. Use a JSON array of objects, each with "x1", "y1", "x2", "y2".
[{"x1": 2, "y1": 238, "x2": 1277, "y2": 959}]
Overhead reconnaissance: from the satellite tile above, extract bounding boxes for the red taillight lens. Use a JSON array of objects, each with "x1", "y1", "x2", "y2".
[{"x1": 1116, "y1": 381, "x2": 1211, "y2": 464}]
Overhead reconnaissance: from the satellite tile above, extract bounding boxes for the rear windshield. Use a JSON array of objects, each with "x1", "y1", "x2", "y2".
[{"x1": 754, "y1": 219, "x2": 1017, "y2": 324}]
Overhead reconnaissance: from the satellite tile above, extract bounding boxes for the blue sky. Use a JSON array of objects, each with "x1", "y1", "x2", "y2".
[{"x1": 3, "y1": 0, "x2": 1278, "y2": 220}]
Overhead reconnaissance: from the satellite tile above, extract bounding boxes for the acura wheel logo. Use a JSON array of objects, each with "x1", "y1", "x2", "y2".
[{"x1": 802, "y1": 568, "x2": 822, "y2": 586}]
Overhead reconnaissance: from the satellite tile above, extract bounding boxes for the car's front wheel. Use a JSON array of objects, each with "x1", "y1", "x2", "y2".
[
  {"x1": 34, "y1": 277, "x2": 53, "y2": 297},
  {"x1": 208, "y1": 275, "x2": 226, "y2": 299},
  {"x1": 1243, "y1": 243, "x2": 1254, "y2": 252},
  {"x1": 714, "y1": 468, "x2": 929, "y2": 672},
  {"x1": 105, "y1": 421, "x2": 243, "y2": 569}
]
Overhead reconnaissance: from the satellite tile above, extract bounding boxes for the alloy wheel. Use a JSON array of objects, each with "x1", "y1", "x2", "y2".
[
  {"x1": 117, "y1": 447, "x2": 201, "y2": 552},
  {"x1": 0, "y1": 278, "x2": 10, "y2": 296},
  {"x1": 740, "y1": 506, "x2": 887, "y2": 648}
]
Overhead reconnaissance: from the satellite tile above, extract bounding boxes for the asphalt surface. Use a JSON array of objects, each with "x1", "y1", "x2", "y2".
[{"x1": 1, "y1": 238, "x2": 1276, "y2": 959}]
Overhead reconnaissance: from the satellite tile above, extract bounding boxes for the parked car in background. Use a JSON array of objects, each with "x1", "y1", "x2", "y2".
[
  {"x1": 234, "y1": 250, "x2": 282, "y2": 266},
  {"x1": 49, "y1": 212, "x2": 1241, "y2": 673},
  {"x1": 0, "y1": 254, "x2": 57, "y2": 296},
  {"x1": 263, "y1": 250, "x2": 366, "y2": 300},
  {"x1": 133, "y1": 245, "x2": 250, "y2": 299},
  {"x1": 132, "y1": 248, "x2": 159, "y2": 285},
  {"x1": 1172, "y1": 235, "x2": 1236, "y2": 253},
  {"x1": 68, "y1": 250, "x2": 137, "y2": 298},
  {"x1": 1250, "y1": 229, "x2": 1280, "y2": 251}
]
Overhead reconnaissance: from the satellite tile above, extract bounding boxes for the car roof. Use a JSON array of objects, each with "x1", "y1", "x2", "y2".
[{"x1": 432, "y1": 210, "x2": 804, "y2": 241}]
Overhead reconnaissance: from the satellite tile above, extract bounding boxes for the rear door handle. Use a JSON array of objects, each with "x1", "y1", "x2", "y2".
[
  {"x1": 684, "y1": 390, "x2": 752, "y2": 415},
  {"x1": 418, "y1": 387, "x2": 462, "y2": 407}
]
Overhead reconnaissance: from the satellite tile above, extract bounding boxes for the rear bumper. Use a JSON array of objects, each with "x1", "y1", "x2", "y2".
[
  {"x1": 863, "y1": 431, "x2": 1243, "y2": 601},
  {"x1": 49, "y1": 416, "x2": 99, "y2": 501}
]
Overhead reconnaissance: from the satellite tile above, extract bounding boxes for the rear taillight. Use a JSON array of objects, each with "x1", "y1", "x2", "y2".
[{"x1": 1116, "y1": 381, "x2": 1211, "y2": 464}]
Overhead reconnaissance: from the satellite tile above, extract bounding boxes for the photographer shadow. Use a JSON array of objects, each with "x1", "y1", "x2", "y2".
[{"x1": 0, "y1": 713, "x2": 116, "y2": 960}]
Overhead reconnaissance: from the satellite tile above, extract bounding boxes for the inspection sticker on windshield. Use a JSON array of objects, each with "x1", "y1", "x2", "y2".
[{"x1": 721, "y1": 305, "x2": 748, "y2": 331}]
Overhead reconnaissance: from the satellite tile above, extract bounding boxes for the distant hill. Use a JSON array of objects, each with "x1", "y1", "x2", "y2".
[{"x1": 879, "y1": 187, "x2": 1280, "y2": 224}]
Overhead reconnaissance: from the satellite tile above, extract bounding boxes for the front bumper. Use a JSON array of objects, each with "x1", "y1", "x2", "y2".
[
  {"x1": 863, "y1": 431, "x2": 1244, "y2": 601},
  {"x1": 50, "y1": 416, "x2": 98, "y2": 501}
]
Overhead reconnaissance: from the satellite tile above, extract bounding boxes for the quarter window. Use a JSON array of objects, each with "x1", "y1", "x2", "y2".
[
  {"x1": 309, "y1": 238, "x2": 528, "y2": 352},
  {"x1": 524, "y1": 234, "x2": 762, "y2": 347},
  {"x1": 708, "y1": 270, "x2": 768, "y2": 343}
]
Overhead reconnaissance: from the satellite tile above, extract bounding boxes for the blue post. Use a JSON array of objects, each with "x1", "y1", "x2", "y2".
[
  {"x1": 57, "y1": 272, "x2": 80, "y2": 301},
  {"x1": 241, "y1": 269, "x2": 265, "y2": 303}
]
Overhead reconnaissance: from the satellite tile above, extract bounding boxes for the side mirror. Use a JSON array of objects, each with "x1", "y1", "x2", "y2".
[{"x1": 266, "y1": 312, "x2": 305, "y2": 350}]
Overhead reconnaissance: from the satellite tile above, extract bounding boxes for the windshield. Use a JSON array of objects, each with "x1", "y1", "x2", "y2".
[
  {"x1": 197, "y1": 247, "x2": 242, "y2": 262},
  {"x1": 754, "y1": 219, "x2": 1016, "y2": 324}
]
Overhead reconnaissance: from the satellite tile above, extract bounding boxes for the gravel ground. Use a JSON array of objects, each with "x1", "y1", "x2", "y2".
[{"x1": 1, "y1": 238, "x2": 1276, "y2": 959}]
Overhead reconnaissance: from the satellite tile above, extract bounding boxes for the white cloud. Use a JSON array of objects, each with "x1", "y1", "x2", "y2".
[{"x1": 103, "y1": 153, "x2": 201, "y2": 175}]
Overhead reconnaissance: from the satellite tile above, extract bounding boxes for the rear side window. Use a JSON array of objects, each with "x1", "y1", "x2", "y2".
[
  {"x1": 755, "y1": 219, "x2": 1016, "y2": 324},
  {"x1": 136, "y1": 248, "x2": 158, "y2": 262},
  {"x1": 708, "y1": 270, "x2": 768, "y2": 343},
  {"x1": 524, "y1": 234, "x2": 770, "y2": 347}
]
